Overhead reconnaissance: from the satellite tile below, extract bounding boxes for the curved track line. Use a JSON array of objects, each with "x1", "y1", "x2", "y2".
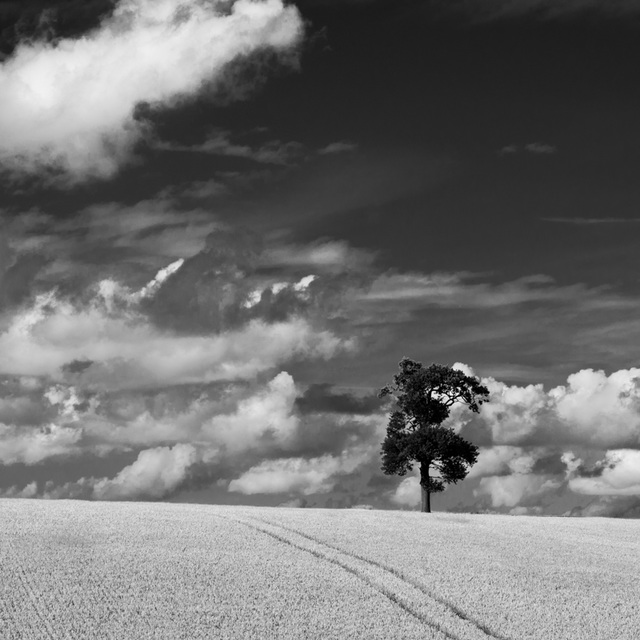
[
  {"x1": 218, "y1": 513, "x2": 492, "y2": 640},
  {"x1": 13, "y1": 564, "x2": 56, "y2": 640},
  {"x1": 247, "y1": 515, "x2": 512, "y2": 640}
]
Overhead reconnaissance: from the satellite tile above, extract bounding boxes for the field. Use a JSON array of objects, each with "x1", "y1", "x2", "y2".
[{"x1": 0, "y1": 500, "x2": 638, "y2": 639}]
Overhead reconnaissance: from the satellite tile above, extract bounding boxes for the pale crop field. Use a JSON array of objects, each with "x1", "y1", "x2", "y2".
[{"x1": 0, "y1": 500, "x2": 638, "y2": 639}]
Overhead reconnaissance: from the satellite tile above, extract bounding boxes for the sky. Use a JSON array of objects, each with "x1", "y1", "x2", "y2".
[{"x1": 1, "y1": 0, "x2": 640, "y2": 517}]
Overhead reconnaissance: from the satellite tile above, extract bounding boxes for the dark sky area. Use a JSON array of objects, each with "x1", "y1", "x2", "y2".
[{"x1": 0, "y1": 0, "x2": 639, "y2": 517}]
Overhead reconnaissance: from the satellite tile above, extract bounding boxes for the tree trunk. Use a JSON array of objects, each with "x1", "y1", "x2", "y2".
[{"x1": 420, "y1": 461, "x2": 431, "y2": 513}]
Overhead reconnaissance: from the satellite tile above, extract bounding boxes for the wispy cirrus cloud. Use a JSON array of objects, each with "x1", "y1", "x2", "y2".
[
  {"x1": 318, "y1": 141, "x2": 358, "y2": 155},
  {"x1": 439, "y1": 0, "x2": 640, "y2": 20},
  {"x1": 156, "y1": 131, "x2": 360, "y2": 168},
  {"x1": 0, "y1": 0, "x2": 304, "y2": 184},
  {"x1": 499, "y1": 142, "x2": 557, "y2": 155},
  {"x1": 542, "y1": 217, "x2": 640, "y2": 225},
  {"x1": 353, "y1": 271, "x2": 600, "y2": 310},
  {"x1": 155, "y1": 129, "x2": 306, "y2": 165}
]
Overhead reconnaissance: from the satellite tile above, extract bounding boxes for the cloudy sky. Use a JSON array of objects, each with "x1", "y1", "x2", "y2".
[{"x1": 1, "y1": 0, "x2": 640, "y2": 517}]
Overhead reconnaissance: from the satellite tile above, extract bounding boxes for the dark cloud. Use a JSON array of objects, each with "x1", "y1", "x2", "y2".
[
  {"x1": 0, "y1": 449, "x2": 137, "y2": 492},
  {"x1": 142, "y1": 227, "x2": 365, "y2": 335},
  {"x1": 285, "y1": 414, "x2": 378, "y2": 459},
  {"x1": 298, "y1": 0, "x2": 640, "y2": 20},
  {"x1": 0, "y1": 0, "x2": 114, "y2": 56},
  {"x1": 572, "y1": 457, "x2": 617, "y2": 478},
  {"x1": 295, "y1": 383, "x2": 381, "y2": 415},
  {"x1": 141, "y1": 227, "x2": 263, "y2": 333},
  {"x1": 60, "y1": 359, "x2": 95, "y2": 376},
  {"x1": 0, "y1": 379, "x2": 50, "y2": 427},
  {"x1": 0, "y1": 251, "x2": 48, "y2": 309},
  {"x1": 531, "y1": 452, "x2": 569, "y2": 476}
]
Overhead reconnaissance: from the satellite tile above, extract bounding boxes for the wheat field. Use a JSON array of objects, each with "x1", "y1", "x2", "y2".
[{"x1": 0, "y1": 500, "x2": 638, "y2": 639}]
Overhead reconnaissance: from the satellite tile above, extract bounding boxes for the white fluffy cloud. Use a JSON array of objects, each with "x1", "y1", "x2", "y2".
[
  {"x1": 228, "y1": 446, "x2": 373, "y2": 496},
  {"x1": 0, "y1": 288, "x2": 345, "y2": 389},
  {"x1": 92, "y1": 443, "x2": 200, "y2": 500},
  {"x1": 466, "y1": 446, "x2": 535, "y2": 479},
  {"x1": 203, "y1": 372, "x2": 300, "y2": 453},
  {"x1": 38, "y1": 443, "x2": 208, "y2": 500},
  {"x1": 568, "y1": 450, "x2": 640, "y2": 496},
  {"x1": 0, "y1": 423, "x2": 83, "y2": 465},
  {"x1": 0, "y1": 370, "x2": 305, "y2": 465},
  {"x1": 0, "y1": 0, "x2": 303, "y2": 182},
  {"x1": 451, "y1": 366, "x2": 640, "y2": 449},
  {"x1": 474, "y1": 474, "x2": 561, "y2": 508},
  {"x1": 389, "y1": 475, "x2": 421, "y2": 507}
]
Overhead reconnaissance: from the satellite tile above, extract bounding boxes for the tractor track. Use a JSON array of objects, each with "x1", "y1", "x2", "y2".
[
  {"x1": 12, "y1": 562, "x2": 57, "y2": 640},
  {"x1": 247, "y1": 515, "x2": 512, "y2": 640},
  {"x1": 219, "y1": 513, "x2": 511, "y2": 640}
]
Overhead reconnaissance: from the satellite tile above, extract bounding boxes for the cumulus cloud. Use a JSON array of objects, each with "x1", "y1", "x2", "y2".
[
  {"x1": 434, "y1": 364, "x2": 640, "y2": 512},
  {"x1": 39, "y1": 443, "x2": 211, "y2": 500},
  {"x1": 474, "y1": 474, "x2": 561, "y2": 508},
  {"x1": 228, "y1": 445, "x2": 372, "y2": 496},
  {"x1": 0, "y1": 370, "x2": 291, "y2": 465},
  {"x1": 466, "y1": 446, "x2": 534, "y2": 479},
  {"x1": 0, "y1": 288, "x2": 345, "y2": 389},
  {"x1": 202, "y1": 371, "x2": 300, "y2": 453},
  {"x1": 0, "y1": 481, "x2": 39, "y2": 499},
  {"x1": 91, "y1": 443, "x2": 202, "y2": 500},
  {"x1": 568, "y1": 450, "x2": 640, "y2": 496},
  {"x1": 389, "y1": 475, "x2": 421, "y2": 507},
  {"x1": 0, "y1": 362, "x2": 381, "y2": 471},
  {"x1": 0, "y1": 422, "x2": 83, "y2": 465},
  {"x1": 0, "y1": 0, "x2": 304, "y2": 183},
  {"x1": 452, "y1": 365, "x2": 640, "y2": 449}
]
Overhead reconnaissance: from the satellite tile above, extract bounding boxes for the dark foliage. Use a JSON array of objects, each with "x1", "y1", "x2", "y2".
[{"x1": 379, "y1": 357, "x2": 489, "y2": 511}]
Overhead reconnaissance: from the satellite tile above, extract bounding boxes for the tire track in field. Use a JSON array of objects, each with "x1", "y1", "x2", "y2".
[
  {"x1": 12, "y1": 563, "x2": 57, "y2": 640},
  {"x1": 218, "y1": 514, "x2": 457, "y2": 640},
  {"x1": 222, "y1": 514, "x2": 497, "y2": 640},
  {"x1": 247, "y1": 515, "x2": 512, "y2": 640}
]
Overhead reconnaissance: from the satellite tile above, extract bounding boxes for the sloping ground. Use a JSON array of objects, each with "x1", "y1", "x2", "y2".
[{"x1": 0, "y1": 500, "x2": 638, "y2": 639}]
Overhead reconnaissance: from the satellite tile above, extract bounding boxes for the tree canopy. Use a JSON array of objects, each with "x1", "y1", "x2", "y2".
[{"x1": 379, "y1": 358, "x2": 490, "y2": 512}]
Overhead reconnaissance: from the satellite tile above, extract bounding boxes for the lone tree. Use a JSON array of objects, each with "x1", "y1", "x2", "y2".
[{"x1": 379, "y1": 358, "x2": 490, "y2": 513}]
